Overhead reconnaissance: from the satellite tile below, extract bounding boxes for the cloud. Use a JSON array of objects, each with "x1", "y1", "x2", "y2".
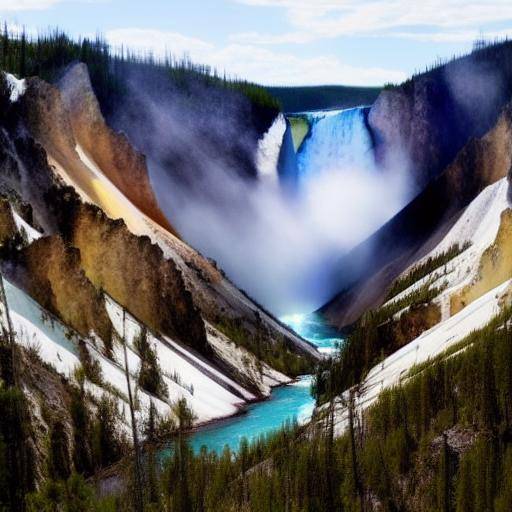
[
  {"x1": 106, "y1": 28, "x2": 214, "y2": 60},
  {"x1": 0, "y1": 0, "x2": 100, "y2": 11},
  {"x1": 105, "y1": 28, "x2": 405, "y2": 85},
  {"x1": 0, "y1": 0, "x2": 68, "y2": 10},
  {"x1": 232, "y1": 0, "x2": 512, "y2": 44}
]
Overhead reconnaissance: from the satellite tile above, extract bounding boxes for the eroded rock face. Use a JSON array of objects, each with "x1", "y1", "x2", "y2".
[
  {"x1": 57, "y1": 63, "x2": 177, "y2": 236},
  {"x1": 369, "y1": 56, "x2": 511, "y2": 191},
  {"x1": 17, "y1": 235, "x2": 113, "y2": 352},
  {"x1": 21, "y1": 77, "x2": 78, "y2": 165},
  {"x1": 47, "y1": 188, "x2": 208, "y2": 353},
  {"x1": 451, "y1": 209, "x2": 512, "y2": 314},
  {"x1": 20, "y1": 71, "x2": 177, "y2": 238},
  {"x1": 322, "y1": 102, "x2": 512, "y2": 329},
  {"x1": 0, "y1": 197, "x2": 16, "y2": 244}
]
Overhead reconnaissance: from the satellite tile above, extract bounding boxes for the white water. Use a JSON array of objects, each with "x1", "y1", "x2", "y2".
[
  {"x1": 296, "y1": 107, "x2": 374, "y2": 185},
  {"x1": 152, "y1": 104, "x2": 409, "y2": 315}
]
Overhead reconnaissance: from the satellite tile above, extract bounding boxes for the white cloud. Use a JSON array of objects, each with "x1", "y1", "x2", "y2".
[
  {"x1": 0, "y1": 0, "x2": 101, "y2": 11},
  {"x1": 106, "y1": 28, "x2": 214, "y2": 60},
  {"x1": 212, "y1": 43, "x2": 405, "y2": 85},
  {"x1": 105, "y1": 27, "x2": 405, "y2": 86},
  {"x1": 0, "y1": 0, "x2": 67, "y2": 10},
  {"x1": 233, "y1": 0, "x2": 512, "y2": 44}
]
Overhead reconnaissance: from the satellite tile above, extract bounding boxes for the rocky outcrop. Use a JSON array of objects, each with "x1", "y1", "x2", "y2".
[
  {"x1": 369, "y1": 42, "x2": 512, "y2": 191},
  {"x1": 322, "y1": 101, "x2": 512, "y2": 329},
  {"x1": 8, "y1": 68, "x2": 317, "y2": 369},
  {"x1": 19, "y1": 73, "x2": 177, "y2": 238},
  {"x1": 0, "y1": 198, "x2": 16, "y2": 244},
  {"x1": 451, "y1": 209, "x2": 512, "y2": 314},
  {"x1": 57, "y1": 63, "x2": 177, "y2": 236},
  {"x1": 46, "y1": 188, "x2": 208, "y2": 354},
  {"x1": 17, "y1": 235, "x2": 114, "y2": 353}
]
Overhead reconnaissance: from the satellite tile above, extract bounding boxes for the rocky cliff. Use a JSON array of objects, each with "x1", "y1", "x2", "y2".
[
  {"x1": 16, "y1": 235, "x2": 114, "y2": 353},
  {"x1": 49, "y1": 192, "x2": 208, "y2": 354},
  {"x1": 57, "y1": 63, "x2": 177, "y2": 236},
  {"x1": 322, "y1": 100, "x2": 512, "y2": 328},
  {"x1": 369, "y1": 41, "x2": 512, "y2": 191}
]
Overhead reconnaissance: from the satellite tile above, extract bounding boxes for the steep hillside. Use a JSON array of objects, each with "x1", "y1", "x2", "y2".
[
  {"x1": 318, "y1": 168, "x2": 511, "y2": 405},
  {"x1": 369, "y1": 40, "x2": 512, "y2": 191},
  {"x1": 0, "y1": 66, "x2": 318, "y2": 497},
  {"x1": 322, "y1": 99, "x2": 512, "y2": 329},
  {"x1": 58, "y1": 63, "x2": 176, "y2": 235}
]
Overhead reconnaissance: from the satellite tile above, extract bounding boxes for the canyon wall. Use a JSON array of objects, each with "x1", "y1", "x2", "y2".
[
  {"x1": 369, "y1": 43, "x2": 512, "y2": 191},
  {"x1": 322, "y1": 101, "x2": 512, "y2": 328}
]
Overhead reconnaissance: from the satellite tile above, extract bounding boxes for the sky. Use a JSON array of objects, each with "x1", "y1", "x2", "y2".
[{"x1": 2, "y1": 0, "x2": 512, "y2": 86}]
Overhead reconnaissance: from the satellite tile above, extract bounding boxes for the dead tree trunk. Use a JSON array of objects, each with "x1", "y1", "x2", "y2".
[{"x1": 122, "y1": 308, "x2": 144, "y2": 512}]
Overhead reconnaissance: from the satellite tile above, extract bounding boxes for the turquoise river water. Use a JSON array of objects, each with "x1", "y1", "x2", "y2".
[{"x1": 189, "y1": 313, "x2": 342, "y2": 453}]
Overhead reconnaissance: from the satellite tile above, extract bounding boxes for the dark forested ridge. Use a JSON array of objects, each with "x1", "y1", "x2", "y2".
[
  {"x1": 267, "y1": 84, "x2": 381, "y2": 112},
  {"x1": 0, "y1": 25, "x2": 280, "y2": 133}
]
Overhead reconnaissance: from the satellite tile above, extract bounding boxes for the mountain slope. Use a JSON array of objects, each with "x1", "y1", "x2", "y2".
[
  {"x1": 321, "y1": 100, "x2": 512, "y2": 329},
  {"x1": 0, "y1": 66, "x2": 319, "y2": 488},
  {"x1": 319, "y1": 175, "x2": 512, "y2": 434}
]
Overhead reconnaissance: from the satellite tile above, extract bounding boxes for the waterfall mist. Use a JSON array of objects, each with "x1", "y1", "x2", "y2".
[{"x1": 113, "y1": 77, "x2": 411, "y2": 316}]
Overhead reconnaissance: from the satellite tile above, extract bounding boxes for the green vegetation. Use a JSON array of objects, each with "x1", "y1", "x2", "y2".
[
  {"x1": 215, "y1": 317, "x2": 313, "y2": 376},
  {"x1": 27, "y1": 472, "x2": 117, "y2": 512},
  {"x1": 77, "y1": 340, "x2": 103, "y2": 386},
  {"x1": 405, "y1": 37, "x2": 512, "y2": 89},
  {"x1": 314, "y1": 280, "x2": 446, "y2": 400},
  {"x1": 0, "y1": 25, "x2": 280, "y2": 124},
  {"x1": 385, "y1": 242, "x2": 471, "y2": 301},
  {"x1": 16, "y1": 303, "x2": 512, "y2": 510},
  {"x1": 134, "y1": 328, "x2": 168, "y2": 400},
  {"x1": 288, "y1": 115, "x2": 310, "y2": 151},
  {"x1": 267, "y1": 84, "x2": 381, "y2": 113}
]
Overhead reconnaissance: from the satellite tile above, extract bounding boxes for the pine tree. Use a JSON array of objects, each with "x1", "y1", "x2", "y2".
[
  {"x1": 171, "y1": 398, "x2": 196, "y2": 512},
  {"x1": 19, "y1": 29, "x2": 27, "y2": 77}
]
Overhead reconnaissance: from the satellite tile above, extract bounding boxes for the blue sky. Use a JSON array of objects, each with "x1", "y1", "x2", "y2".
[{"x1": 3, "y1": 0, "x2": 512, "y2": 86}]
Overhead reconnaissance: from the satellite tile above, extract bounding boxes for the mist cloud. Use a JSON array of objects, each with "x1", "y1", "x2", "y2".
[{"x1": 114, "y1": 74, "x2": 411, "y2": 316}]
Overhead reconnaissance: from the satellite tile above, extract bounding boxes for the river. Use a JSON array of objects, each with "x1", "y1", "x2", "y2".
[{"x1": 189, "y1": 313, "x2": 342, "y2": 453}]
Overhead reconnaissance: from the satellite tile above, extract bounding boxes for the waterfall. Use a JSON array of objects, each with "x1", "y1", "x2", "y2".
[
  {"x1": 256, "y1": 113, "x2": 286, "y2": 184},
  {"x1": 296, "y1": 107, "x2": 373, "y2": 184}
]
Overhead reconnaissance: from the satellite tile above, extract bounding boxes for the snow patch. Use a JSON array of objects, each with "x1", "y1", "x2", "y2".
[
  {"x1": 105, "y1": 296, "x2": 258, "y2": 423},
  {"x1": 11, "y1": 208, "x2": 42, "y2": 243}
]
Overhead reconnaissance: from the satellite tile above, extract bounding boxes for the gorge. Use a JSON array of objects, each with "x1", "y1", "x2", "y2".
[{"x1": 0, "y1": 23, "x2": 512, "y2": 512}]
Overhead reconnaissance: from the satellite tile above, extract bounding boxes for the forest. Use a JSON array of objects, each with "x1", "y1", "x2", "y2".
[
  {"x1": 0, "y1": 25, "x2": 280, "y2": 129},
  {"x1": 2, "y1": 24, "x2": 512, "y2": 512},
  {"x1": 4, "y1": 298, "x2": 510, "y2": 511}
]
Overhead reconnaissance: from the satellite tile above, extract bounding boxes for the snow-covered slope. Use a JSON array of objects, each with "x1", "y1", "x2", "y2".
[
  {"x1": 324, "y1": 278, "x2": 511, "y2": 436},
  {"x1": 384, "y1": 178, "x2": 511, "y2": 319},
  {"x1": 0, "y1": 207, "x2": 288, "y2": 428},
  {"x1": 0, "y1": 273, "x2": 279, "y2": 429},
  {"x1": 105, "y1": 296, "x2": 256, "y2": 423},
  {"x1": 11, "y1": 208, "x2": 42, "y2": 243},
  {"x1": 322, "y1": 178, "x2": 512, "y2": 436}
]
